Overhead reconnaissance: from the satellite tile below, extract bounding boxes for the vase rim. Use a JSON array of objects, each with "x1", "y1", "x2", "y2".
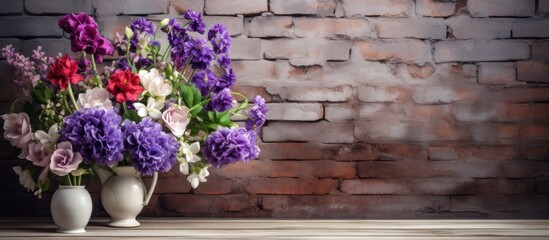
[{"x1": 58, "y1": 185, "x2": 86, "y2": 189}]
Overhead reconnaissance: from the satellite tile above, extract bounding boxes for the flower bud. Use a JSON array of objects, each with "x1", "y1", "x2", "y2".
[
  {"x1": 125, "y1": 27, "x2": 133, "y2": 39},
  {"x1": 160, "y1": 18, "x2": 170, "y2": 28}
]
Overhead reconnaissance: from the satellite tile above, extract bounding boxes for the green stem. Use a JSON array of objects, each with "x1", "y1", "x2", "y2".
[
  {"x1": 67, "y1": 84, "x2": 79, "y2": 111},
  {"x1": 90, "y1": 54, "x2": 102, "y2": 88},
  {"x1": 62, "y1": 93, "x2": 72, "y2": 114},
  {"x1": 160, "y1": 45, "x2": 171, "y2": 62},
  {"x1": 65, "y1": 175, "x2": 73, "y2": 186}
]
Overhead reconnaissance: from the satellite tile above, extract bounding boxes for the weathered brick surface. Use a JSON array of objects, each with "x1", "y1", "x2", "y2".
[
  {"x1": 205, "y1": 0, "x2": 267, "y2": 15},
  {"x1": 1, "y1": 0, "x2": 548, "y2": 219},
  {"x1": 342, "y1": 0, "x2": 413, "y2": 17},
  {"x1": 517, "y1": 61, "x2": 549, "y2": 83},
  {"x1": 513, "y1": 19, "x2": 549, "y2": 38},
  {"x1": 448, "y1": 16, "x2": 512, "y2": 39},
  {"x1": 25, "y1": 0, "x2": 92, "y2": 14},
  {"x1": 375, "y1": 18, "x2": 446, "y2": 40},
  {"x1": 270, "y1": 0, "x2": 335, "y2": 16},
  {"x1": 434, "y1": 40, "x2": 530, "y2": 62},
  {"x1": 467, "y1": 0, "x2": 536, "y2": 17},
  {"x1": 416, "y1": 0, "x2": 456, "y2": 17},
  {"x1": 0, "y1": 0, "x2": 23, "y2": 15}
]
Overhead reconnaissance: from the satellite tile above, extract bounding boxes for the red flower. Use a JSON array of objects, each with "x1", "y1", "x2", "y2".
[
  {"x1": 106, "y1": 69, "x2": 144, "y2": 102},
  {"x1": 47, "y1": 55, "x2": 83, "y2": 90}
]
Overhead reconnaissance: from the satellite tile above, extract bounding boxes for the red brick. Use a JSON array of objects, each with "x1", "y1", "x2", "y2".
[
  {"x1": 452, "y1": 102, "x2": 498, "y2": 122},
  {"x1": 321, "y1": 143, "x2": 381, "y2": 161},
  {"x1": 471, "y1": 124, "x2": 519, "y2": 142},
  {"x1": 262, "y1": 160, "x2": 356, "y2": 179},
  {"x1": 413, "y1": 84, "x2": 477, "y2": 104},
  {"x1": 451, "y1": 195, "x2": 549, "y2": 217},
  {"x1": 264, "y1": 39, "x2": 351, "y2": 66},
  {"x1": 142, "y1": 175, "x2": 191, "y2": 194},
  {"x1": 488, "y1": 87, "x2": 549, "y2": 103},
  {"x1": 193, "y1": 177, "x2": 234, "y2": 195},
  {"x1": 342, "y1": 0, "x2": 413, "y2": 17},
  {"x1": 428, "y1": 144, "x2": 520, "y2": 161},
  {"x1": 231, "y1": 85, "x2": 272, "y2": 102},
  {"x1": 416, "y1": 0, "x2": 457, "y2": 17},
  {"x1": 376, "y1": 18, "x2": 446, "y2": 39},
  {"x1": 341, "y1": 178, "x2": 474, "y2": 195},
  {"x1": 513, "y1": 19, "x2": 549, "y2": 38},
  {"x1": 245, "y1": 178, "x2": 336, "y2": 194},
  {"x1": 259, "y1": 142, "x2": 323, "y2": 160},
  {"x1": 497, "y1": 104, "x2": 549, "y2": 123},
  {"x1": 374, "y1": 144, "x2": 427, "y2": 161},
  {"x1": 467, "y1": 0, "x2": 535, "y2": 17},
  {"x1": 231, "y1": 60, "x2": 278, "y2": 83},
  {"x1": 475, "y1": 179, "x2": 534, "y2": 195},
  {"x1": 294, "y1": 18, "x2": 373, "y2": 38},
  {"x1": 522, "y1": 143, "x2": 549, "y2": 160},
  {"x1": 520, "y1": 125, "x2": 549, "y2": 140},
  {"x1": 266, "y1": 85, "x2": 352, "y2": 102},
  {"x1": 160, "y1": 194, "x2": 258, "y2": 215},
  {"x1": 270, "y1": 0, "x2": 336, "y2": 16},
  {"x1": 434, "y1": 40, "x2": 530, "y2": 63},
  {"x1": 407, "y1": 64, "x2": 435, "y2": 79},
  {"x1": 262, "y1": 195, "x2": 449, "y2": 218},
  {"x1": 248, "y1": 16, "x2": 293, "y2": 38},
  {"x1": 356, "y1": 40, "x2": 431, "y2": 64},
  {"x1": 532, "y1": 41, "x2": 549, "y2": 61},
  {"x1": 264, "y1": 121, "x2": 354, "y2": 143},
  {"x1": 517, "y1": 61, "x2": 549, "y2": 84},
  {"x1": 169, "y1": 0, "x2": 204, "y2": 15},
  {"x1": 359, "y1": 104, "x2": 451, "y2": 123},
  {"x1": 205, "y1": 0, "x2": 267, "y2": 15}
]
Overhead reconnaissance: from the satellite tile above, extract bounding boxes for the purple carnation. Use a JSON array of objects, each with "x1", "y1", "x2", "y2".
[
  {"x1": 191, "y1": 69, "x2": 218, "y2": 96},
  {"x1": 213, "y1": 68, "x2": 236, "y2": 92},
  {"x1": 183, "y1": 37, "x2": 215, "y2": 70},
  {"x1": 58, "y1": 12, "x2": 97, "y2": 34},
  {"x1": 246, "y1": 95, "x2": 268, "y2": 131},
  {"x1": 217, "y1": 53, "x2": 231, "y2": 70},
  {"x1": 59, "y1": 107, "x2": 124, "y2": 166},
  {"x1": 131, "y1": 17, "x2": 156, "y2": 35},
  {"x1": 206, "y1": 88, "x2": 233, "y2": 112},
  {"x1": 122, "y1": 118, "x2": 179, "y2": 176},
  {"x1": 70, "y1": 24, "x2": 114, "y2": 62},
  {"x1": 202, "y1": 127, "x2": 260, "y2": 168},
  {"x1": 208, "y1": 24, "x2": 231, "y2": 54},
  {"x1": 184, "y1": 10, "x2": 206, "y2": 34}
]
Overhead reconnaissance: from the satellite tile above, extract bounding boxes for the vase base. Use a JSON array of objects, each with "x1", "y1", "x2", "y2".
[
  {"x1": 57, "y1": 228, "x2": 86, "y2": 234},
  {"x1": 108, "y1": 218, "x2": 141, "y2": 228}
]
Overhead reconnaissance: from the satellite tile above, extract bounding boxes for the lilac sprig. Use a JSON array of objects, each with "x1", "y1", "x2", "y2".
[
  {"x1": 202, "y1": 127, "x2": 260, "y2": 168},
  {"x1": 1, "y1": 45, "x2": 53, "y2": 95},
  {"x1": 246, "y1": 96, "x2": 268, "y2": 131}
]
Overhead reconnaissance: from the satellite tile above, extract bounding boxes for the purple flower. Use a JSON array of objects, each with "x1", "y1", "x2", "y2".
[
  {"x1": 122, "y1": 118, "x2": 179, "y2": 176},
  {"x1": 208, "y1": 24, "x2": 231, "y2": 54},
  {"x1": 135, "y1": 57, "x2": 153, "y2": 69},
  {"x1": 206, "y1": 88, "x2": 233, "y2": 112},
  {"x1": 131, "y1": 17, "x2": 156, "y2": 35},
  {"x1": 217, "y1": 53, "x2": 231, "y2": 69},
  {"x1": 184, "y1": 10, "x2": 206, "y2": 34},
  {"x1": 59, "y1": 107, "x2": 124, "y2": 167},
  {"x1": 183, "y1": 37, "x2": 215, "y2": 70},
  {"x1": 191, "y1": 69, "x2": 217, "y2": 96},
  {"x1": 58, "y1": 12, "x2": 97, "y2": 34},
  {"x1": 246, "y1": 95, "x2": 268, "y2": 131},
  {"x1": 70, "y1": 24, "x2": 114, "y2": 62},
  {"x1": 202, "y1": 127, "x2": 260, "y2": 168},
  {"x1": 117, "y1": 58, "x2": 130, "y2": 70},
  {"x1": 213, "y1": 68, "x2": 236, "y2": 92}
]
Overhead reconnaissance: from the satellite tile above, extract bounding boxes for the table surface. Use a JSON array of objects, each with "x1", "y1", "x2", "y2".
[{"x1": 1, "y1": 219, "x2": 549, "y2": 239}]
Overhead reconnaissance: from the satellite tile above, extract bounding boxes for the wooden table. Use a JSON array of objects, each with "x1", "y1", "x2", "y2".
[{"x1": 1, "y1": 219, "x2": 548, "y2": 239}]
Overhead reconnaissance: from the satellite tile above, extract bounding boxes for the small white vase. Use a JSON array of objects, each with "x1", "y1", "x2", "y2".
[
  {"x1": 50, "y1": 185, "x2": 93, "y2": 233},
  {"x1": 101, "y1": 166, "x2": 157, "y2": 228}
]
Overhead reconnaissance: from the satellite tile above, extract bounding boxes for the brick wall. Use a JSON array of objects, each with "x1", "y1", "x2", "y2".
[{"x1": 1, "y1": 0, "x2": 549, "y2": 218}]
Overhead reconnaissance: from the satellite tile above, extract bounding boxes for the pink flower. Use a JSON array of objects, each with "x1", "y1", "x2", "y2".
[
  {"x1": 2, "y1": 113, "x2": 33, "y2": 148},
  {"x1": 27, "y1": 142, "x2": 53, "y2": 167},
  {"x1": 162, "y1": 104, "x2": 190, "y2": 138},
  {"x1": 50, "y1": 142, "x2": 83, "y2": 176}
]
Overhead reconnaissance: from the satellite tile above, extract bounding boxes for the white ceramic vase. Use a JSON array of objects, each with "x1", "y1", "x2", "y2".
[
  {"x1": 101, "y1": 166, "x2": 157, "y2": 228},
  {"x1": 50, "y1": 185, "x2": 93, "y2": 233}
]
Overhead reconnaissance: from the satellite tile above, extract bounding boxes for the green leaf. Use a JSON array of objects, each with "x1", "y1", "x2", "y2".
[
  {"x1": 180, "y1": 83, "x2": 193, "y2": 108},
  {"x1": 124, "y1": 109, "x2": 142, "y2": 122},
  {"x1": 31, "y1": 87, "x2": 46, "y2": 104},
  {"x1": 190, "y1": 105, "x2": 203, "y2": 117},
  {"x1": 191, "y1": 85, "x2": 202, "y2": 105},
  {"x1": 44, "y1": 87, "x2": 53, "y2": 100},
  {"x1": 207, "y1": 111, "x2": 216, "y2": 122}
]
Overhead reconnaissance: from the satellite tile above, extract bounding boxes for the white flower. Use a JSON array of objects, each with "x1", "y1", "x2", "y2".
[
  {"x1": 162, "y1": 104, "x2": 190, "y2": 137},
  {"x1": 178, "y1": 142, "x2": 201, "y2": 175},
  {"x1": 139, "y1": 68, "x2": 172, "y2": 100},
  {"x1": 133, "y1": 97, "x2": 164, "y2": 120},
  {"x1": 34, "y1": 123, "x2": 59, "y2": 148},
  {"x1": 77, "y1": 87, "x2": 113, "y2": 110},
  {"x1": 187, "y1": 165, "x2": 210, "y2": 189},
  {"x1": 13, "y1": 166, "x2": 36, "y2": 192}
]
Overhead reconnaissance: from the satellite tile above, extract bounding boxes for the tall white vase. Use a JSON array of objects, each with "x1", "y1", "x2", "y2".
[
  {"x1": 101, "y1": 166, "x2": 157, "y2": 228},
  {"x1": 50, "y1": 185, "x2": 93, "y2": 233}
]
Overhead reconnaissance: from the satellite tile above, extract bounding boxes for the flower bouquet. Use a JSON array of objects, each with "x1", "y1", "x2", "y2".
[{"x1": 2, "y1": 10, "x2": 267, "y2": 228}]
